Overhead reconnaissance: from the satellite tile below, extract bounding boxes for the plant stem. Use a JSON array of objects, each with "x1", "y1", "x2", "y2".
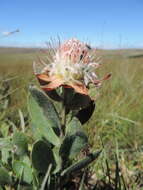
[
  {"x1": 61, "y1": 87, "x2": 66, "y2": 136},
  {"x1": 58, "y1": 87, "x2": 67, "y2": 190},
  {"x1": 61, "y1": 105, "x2": 66, "y2": 171}
]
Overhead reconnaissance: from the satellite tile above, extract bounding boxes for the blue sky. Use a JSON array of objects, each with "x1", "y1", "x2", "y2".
[{"x1": 0, "y1": 0, "x2": 143, "y2": 48}]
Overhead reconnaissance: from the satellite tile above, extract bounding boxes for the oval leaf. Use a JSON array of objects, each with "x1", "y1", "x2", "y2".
[
  {"x1": 66, "y1": 117, "x2": 83, "y2": 135},
  {"x1": 76, "y1": 101, "x2": 95, "y2": 124},
  {"x1": 66, "y1": 93, "x2": 91, "y2": 110},
  {"x1": 28, "y1": 87, "x2": 60, "y2": 146},
  {"x1": 60, "y1": 132, "x2": 88, "y2": 160},
  {"x1": 29, "y1": 85, "x2": 61, "y2": 135},
  {"x1": 31, "y1": 140, "x2": 55, "y2": 173}
]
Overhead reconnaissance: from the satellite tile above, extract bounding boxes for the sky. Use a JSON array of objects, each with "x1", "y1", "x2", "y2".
[{"x1": 0, "y1": 0, "x2": 143, "y2": 49}]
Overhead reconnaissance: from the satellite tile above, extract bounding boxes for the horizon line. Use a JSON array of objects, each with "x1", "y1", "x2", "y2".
[{"x1": 0, "y1": 45, "x2": 143, "y2": 50}]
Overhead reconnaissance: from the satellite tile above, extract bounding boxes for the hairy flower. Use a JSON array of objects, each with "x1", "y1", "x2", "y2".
[{"x1": 33, "y1": 38, "x2": 111, "y2": 96}]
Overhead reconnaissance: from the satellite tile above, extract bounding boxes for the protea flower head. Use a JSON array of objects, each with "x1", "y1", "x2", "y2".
[{"x1": 33, "y1": 38, "x2": 111, "y2": 96}]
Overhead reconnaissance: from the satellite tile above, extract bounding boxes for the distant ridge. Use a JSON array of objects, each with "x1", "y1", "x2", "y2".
[
  {"x1": 0, "y1": 47, "x2": 143, "y2": 57},
  {"x1": 0, "y1": 47, "x2": 43, "y2": 54}
]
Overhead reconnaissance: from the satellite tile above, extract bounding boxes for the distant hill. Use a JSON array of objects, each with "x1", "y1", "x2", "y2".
[
  {"x1": 0, "y1": 47, "x2": 41, "y2": 54},
  {"x1": 0, "y1": 47, "x2": 143, "y2": 58}
]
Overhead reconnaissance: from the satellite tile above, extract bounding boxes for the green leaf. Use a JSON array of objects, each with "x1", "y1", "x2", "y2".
[
  {"x1": 53, "y1": 147, "x2": 62, "y2": 174},
  {"x1": 64, "y1": 88, "x2": 75, "y2": 105},
  {"x1": 60, "y1": 118, "x2": 88, "y2": 161},
  {"x1": 13, "y1": 131, "x2": 28, "y2": 156},
  {"x1": 66, "y1": 117, "x2": 83, "y2": 135},
  {"x1": 31, "y1": 140, "x2": 55, "y2": 173},
  {"x1": 61, "y1": 150, "x2": 102, "y2": 177},
  {"x1": 13, "y1": 161, "x2": 33, "y2": 184},
  {"x1": 28, "y1": 86, "x2": 60, "y2": 146},
  {"x1": 0, "y1": 137, "x2": 12, "y2": 164},
  {"x1": 29, "y1": 86, "x2": 61, "y2": 135},
  {"x1": 76, "y1": 101, "x2": 95, "y2": 124},
  {"x1": 66, "y1": 93, "x2": 91, "y2": 110},
  {"x1": 1, "y1": 149, "x2": 9, "y2": 164},
  {"x1": 0, "y1": 167, "x2": 12, "y2": 185},
  {"x1": 0, "y1": 137, "x2": 13, "y2": 150},
  {"x1": 46, "y1": 90, "x2": 62, "y2": 102},
  {"x1": 0, "y1": 122, "x2": 9, "y2": 137},
  {"x1": 60, "y1": 132, "x2": 88, "y2": 160},
  {"x1": 19, "y1": 187, "x2": 34, "y2": 190}
]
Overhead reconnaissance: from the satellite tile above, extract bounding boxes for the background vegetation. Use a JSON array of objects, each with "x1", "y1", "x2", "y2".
[{"x1": 0, "y1": 47, "x2": 143, "y2": 189}]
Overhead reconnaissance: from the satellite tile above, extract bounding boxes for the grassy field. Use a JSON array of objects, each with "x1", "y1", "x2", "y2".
[{"x1": 0, "y1": 47, "x2": 143, "y2": 189}]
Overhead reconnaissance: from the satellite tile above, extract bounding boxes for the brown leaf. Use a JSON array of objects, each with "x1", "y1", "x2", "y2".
[
  {"x1": 102, "y1": 73, "x2": 112, "y2": 81},
  {"x1": 41, "y1": 78, "x2": 64, "y2": 91},
  {"x1": 68, "y1": 83, "x2": 88, "y2": 95},
  {"x1": 36, "y1": 74, "x2": 53, "y2": 82}
]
